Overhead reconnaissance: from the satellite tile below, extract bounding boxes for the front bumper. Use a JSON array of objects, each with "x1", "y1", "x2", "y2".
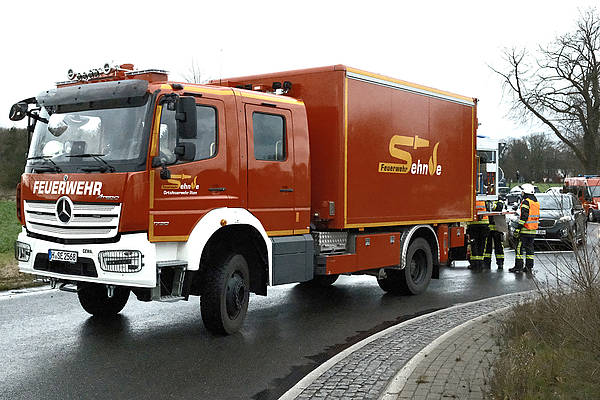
[
  {"x1": 16, "y1": 229, "x2": 157, "y2": 288},
  {"x1": 534, "y1": 223, "x2": 574, "y2": 244}
]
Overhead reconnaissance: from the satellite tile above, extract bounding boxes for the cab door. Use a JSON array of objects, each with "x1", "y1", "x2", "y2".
[
  {"x1": 245, "y1": 105, "x2": 295, "y2": 234},
  {"x1": 150, "y1": 97, "x2": 235, "y2": 240}
]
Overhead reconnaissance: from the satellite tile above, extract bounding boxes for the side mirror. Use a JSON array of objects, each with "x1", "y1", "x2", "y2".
[
  {"x1": 176, "y1": 97, "x2": 197, "y2": 139},
  {"x1": 9, "y1": 102, "x2": 28, "y2": 121},
  {"x1": 175, "y1": 142, "x2": 196, "y2": 162}
]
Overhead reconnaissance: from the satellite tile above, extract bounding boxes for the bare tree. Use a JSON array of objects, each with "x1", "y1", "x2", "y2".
[
  {"x1": 182, "y1": 59, "x2": 210, "y2": 84},
  {"x1": 492, "y1": 8, "x2": 600, "y2": 173}
]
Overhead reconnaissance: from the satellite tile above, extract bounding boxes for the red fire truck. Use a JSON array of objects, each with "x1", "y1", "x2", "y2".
[
  {"x1": 10, "y1": 64, "x2": 478, "y2": 334},
  {"x1": 564, "y1": 176, "x2": 600, "y2": 221}
]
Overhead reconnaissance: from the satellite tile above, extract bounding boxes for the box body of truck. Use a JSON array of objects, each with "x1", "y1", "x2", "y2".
[{"x1": 218, "y1": 66, "x2": 477, "y2": 229}]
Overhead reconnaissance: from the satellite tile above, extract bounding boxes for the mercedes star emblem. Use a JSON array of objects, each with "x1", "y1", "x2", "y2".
[{"x1": 56, "y1": 197, "x2": 73, "y2": 224}]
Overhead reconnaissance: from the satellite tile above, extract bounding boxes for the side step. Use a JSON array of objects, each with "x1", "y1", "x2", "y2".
[{"x1": 152, "y1": 260, "x2": 187, "y2": 302}]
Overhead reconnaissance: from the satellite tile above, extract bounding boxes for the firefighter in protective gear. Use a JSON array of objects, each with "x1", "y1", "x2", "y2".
[
  {"x1": 483, "y1": 199, "x2": 505, "y2": 269},
  {"x1": 467, "y1": 200, "x2": 490, "y2": 270},
  {"x1": 509, "y1": 183, "x2": 540, "y2": 273}
]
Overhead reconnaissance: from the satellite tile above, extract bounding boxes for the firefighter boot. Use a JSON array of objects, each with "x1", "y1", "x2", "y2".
[
  {"x1": 497, "y1": 262, "x2": 503, "y2": 270},
  {"x1": 508, "y1": 266, "x2": 523, "y2": 273}
]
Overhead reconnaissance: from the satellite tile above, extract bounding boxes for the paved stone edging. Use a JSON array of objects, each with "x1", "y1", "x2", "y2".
[
  {"x1": 280, "y1": 291, "x2": 536, "y2": 400},
  {"x1": 380, "y1": 307, "x2": 510, "y2": 399}
]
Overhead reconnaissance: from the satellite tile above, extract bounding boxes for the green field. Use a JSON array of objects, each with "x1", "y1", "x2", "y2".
[
  {"x1": 0, "y1": 200, "x2": 39, "y2": 291},
  {"x1": 508, "y1": 182, "x2": 562, "y2": 192},
  {"x1": 0, "y1": 200, "x2": 22, "y2": 253}
]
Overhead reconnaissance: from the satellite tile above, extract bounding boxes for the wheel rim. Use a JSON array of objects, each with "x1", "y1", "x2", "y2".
[
  {"x1": 225, "y1": 271, "x2": 246, "y2": 319},
  {"x1": 409, "y1": 249, "x2": 427, "y2": 284}
]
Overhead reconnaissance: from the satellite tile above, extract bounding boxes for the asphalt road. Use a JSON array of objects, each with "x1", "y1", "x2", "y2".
[{"x1": 0, "y1": 228, "x2": 591, "y2": 400}]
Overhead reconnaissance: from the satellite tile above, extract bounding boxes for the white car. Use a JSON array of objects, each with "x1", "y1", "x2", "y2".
[{"x1": 545, "y1": 186, "x2": 563, "y2": 194}]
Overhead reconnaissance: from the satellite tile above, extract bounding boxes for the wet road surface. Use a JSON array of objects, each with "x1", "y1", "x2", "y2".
[{"x1": 0, "y1": 231, "x2": 590, "y2": 400}]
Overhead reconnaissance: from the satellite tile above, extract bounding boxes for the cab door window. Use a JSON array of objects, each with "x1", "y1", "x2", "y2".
[
  {"x1": 252, "y1": 112, "x2": 285, "y2": 161},
  {"x1": 159, "y1": 104, "x2": 217, "y2": 164}
]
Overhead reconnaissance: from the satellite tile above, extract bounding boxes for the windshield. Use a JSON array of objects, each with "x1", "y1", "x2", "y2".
[
  {"x1": 588, "y1": 185, "x2": 600, "y2": 197},
  {"x1": 27, "y1": 96, "x2": 150, "y2": 173},
  {"x1": 538, "y1": 195, "x2": 572, "y2": 210}
]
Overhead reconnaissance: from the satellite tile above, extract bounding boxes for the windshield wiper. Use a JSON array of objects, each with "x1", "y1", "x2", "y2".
[
  {"x1": 27, "y1": 156, "x2": 63, "y2": 173},
  {"x1": 66, "y1": 153, "x2": 116, "y2": 173}
]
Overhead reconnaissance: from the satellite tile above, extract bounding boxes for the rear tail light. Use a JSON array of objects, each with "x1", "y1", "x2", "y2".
[
  {"x1": 98, "y1": 250, "x2": 143, "y2": 273},
  {"x1": 16, "y1": 183, "x2": 22, "y2": 221}
]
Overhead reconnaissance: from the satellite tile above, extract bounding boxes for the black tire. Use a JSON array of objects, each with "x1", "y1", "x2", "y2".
[
  {"x1": 377, "y1": 270, "x2": 402, "y2": 293},
  {"x1": 448, "y1": 245, "x2": 467, "y2": 264},
  {"x1": 302, "y1": 274, "x2": 339, "y2": 287},
  {"x1": 398, "y1": 238, "x2": 433, "y2": 295},
  {"x1": 77, "y1": 283, "x2": 130, "y2": 317},
  {"x1": 201, "y1": 253, "x2": 250, "y2": 335}
]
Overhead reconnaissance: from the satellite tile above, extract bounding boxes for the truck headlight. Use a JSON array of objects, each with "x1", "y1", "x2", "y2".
[
  {"x1": 98, "y1": 250, "x2": 143, "y2": 273},
  {"x1": 558, "y1": 216, "x2": 571, "y2": 223},
  {"x1": 14, "y1": 241, "x2": 31, "y2": 262}
]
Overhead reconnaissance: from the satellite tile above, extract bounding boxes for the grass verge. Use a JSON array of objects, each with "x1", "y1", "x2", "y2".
[
  {"x1": 488, "y1": 243, "x2": 600, "y2": 399},
  {"x1": 0, "y1": 200, "x2": 40, "y2": 291}
]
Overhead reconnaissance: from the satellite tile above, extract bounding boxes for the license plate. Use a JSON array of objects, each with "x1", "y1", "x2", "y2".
[
  {"x1": 49, "y1": 249, "x2": 78, "y2": 264},
  {"x1": 536, "y1": 229, "x2": 546, "y2": 235}
]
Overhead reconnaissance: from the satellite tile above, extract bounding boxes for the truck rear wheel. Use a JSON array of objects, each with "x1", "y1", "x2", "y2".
[
  {"x1": 77, "y1": 283, "x2": 130, "y2": 317},
  {"x1": 377, "y1": 238, "x2": 433, "y2": 294},
  {"x1": 201, "y1": 253, "x2": 250, "y2": 335},
  {"x1": 377, "y1": 270, "x2": 402, "y2": 293},
  {"x1": 398, "y1": 238, "x2": 433, "y2": 295},
  {"x1": 302, "y1": 274, "x2": 339, "y2": 287}
]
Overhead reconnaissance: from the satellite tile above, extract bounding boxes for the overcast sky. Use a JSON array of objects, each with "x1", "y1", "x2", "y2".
[{"x1": 1, "y1": 0, "x2": 597, "y2": 141}]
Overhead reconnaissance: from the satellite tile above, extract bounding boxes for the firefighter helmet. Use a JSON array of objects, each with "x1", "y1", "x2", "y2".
[{"x1": 521, "y1": 183, "x2": 535, "y2": 195}]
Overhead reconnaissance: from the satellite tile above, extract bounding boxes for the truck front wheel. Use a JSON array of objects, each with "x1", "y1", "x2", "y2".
[
  {"x1": 201, "y1": 253, "x2": 250, "y2": 335},
  {"x1": 77, "y1": 283, "x2": 130, "y2": 317}
]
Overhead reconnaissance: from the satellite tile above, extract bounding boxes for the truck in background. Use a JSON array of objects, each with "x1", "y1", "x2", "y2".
[
  {"x1": 564, "y1": 176, "x2": 600, "y2": 221},
  {"x1": 11, "y1": 64, "x2": 477, "y2": 334},
  {"x1": 475, "y1": 136, "x2": 500, "y2": 202}
]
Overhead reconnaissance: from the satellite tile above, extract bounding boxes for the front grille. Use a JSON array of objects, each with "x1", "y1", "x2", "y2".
[
  {"x1": 25, "y1": 200, "x2": 121, "y2": 239},
  {"x1": 538, "y1": 219, "x2": 556, "y2": 229},
  {"x1": 33, "y1": 253, "x2": 98, "y2": 277}
]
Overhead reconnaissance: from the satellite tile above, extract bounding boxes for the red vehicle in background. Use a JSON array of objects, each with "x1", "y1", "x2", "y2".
[
  {"x1": 10, "y1": 64, "x2": 481, "y2": 334},
  {"x1": 564, "y1": 176, "x2": 600, "y2": 221}
]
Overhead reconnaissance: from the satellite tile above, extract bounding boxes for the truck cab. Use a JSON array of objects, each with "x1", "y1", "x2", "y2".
[{"x1": 12, "y1": 64, "x2": 311, "y2": 334}]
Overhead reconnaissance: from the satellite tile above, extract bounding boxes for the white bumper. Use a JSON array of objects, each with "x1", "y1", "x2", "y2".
[{"x1": 17, "y1": 229, "x2": 157, "y2": 288}]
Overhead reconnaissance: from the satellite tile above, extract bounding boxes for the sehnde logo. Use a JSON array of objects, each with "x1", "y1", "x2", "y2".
[
  {"x1": 379, "y1": 134, "x2": 443, "y2": 176},
  {"x1": 32, "y1": 180, "x2": 102, "y2": 196}
]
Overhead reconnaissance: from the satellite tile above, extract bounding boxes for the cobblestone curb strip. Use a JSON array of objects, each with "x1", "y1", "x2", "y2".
[
  {"x1": 380, "y1": 307, "x2": 509, "y2": 400},
  {"x1": 279, "y1": 291, "x2": 536, "y2": 400}
]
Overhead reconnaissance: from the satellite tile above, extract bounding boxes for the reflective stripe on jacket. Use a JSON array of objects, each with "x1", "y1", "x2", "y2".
[
  {"x1": 471, "y1": 200, "x2": 489, "y2": 224},
  {"x1": 520, "y1": 198, "x2": 540, "y2": 233}
]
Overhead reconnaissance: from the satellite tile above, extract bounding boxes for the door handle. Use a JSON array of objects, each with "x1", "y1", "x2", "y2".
[
  {"x1": 280, "y1": 188, "x2": 294, "y2": 192},
  {"x1": 208, "y1": 187, "x2": 226, "y2": 192}
]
